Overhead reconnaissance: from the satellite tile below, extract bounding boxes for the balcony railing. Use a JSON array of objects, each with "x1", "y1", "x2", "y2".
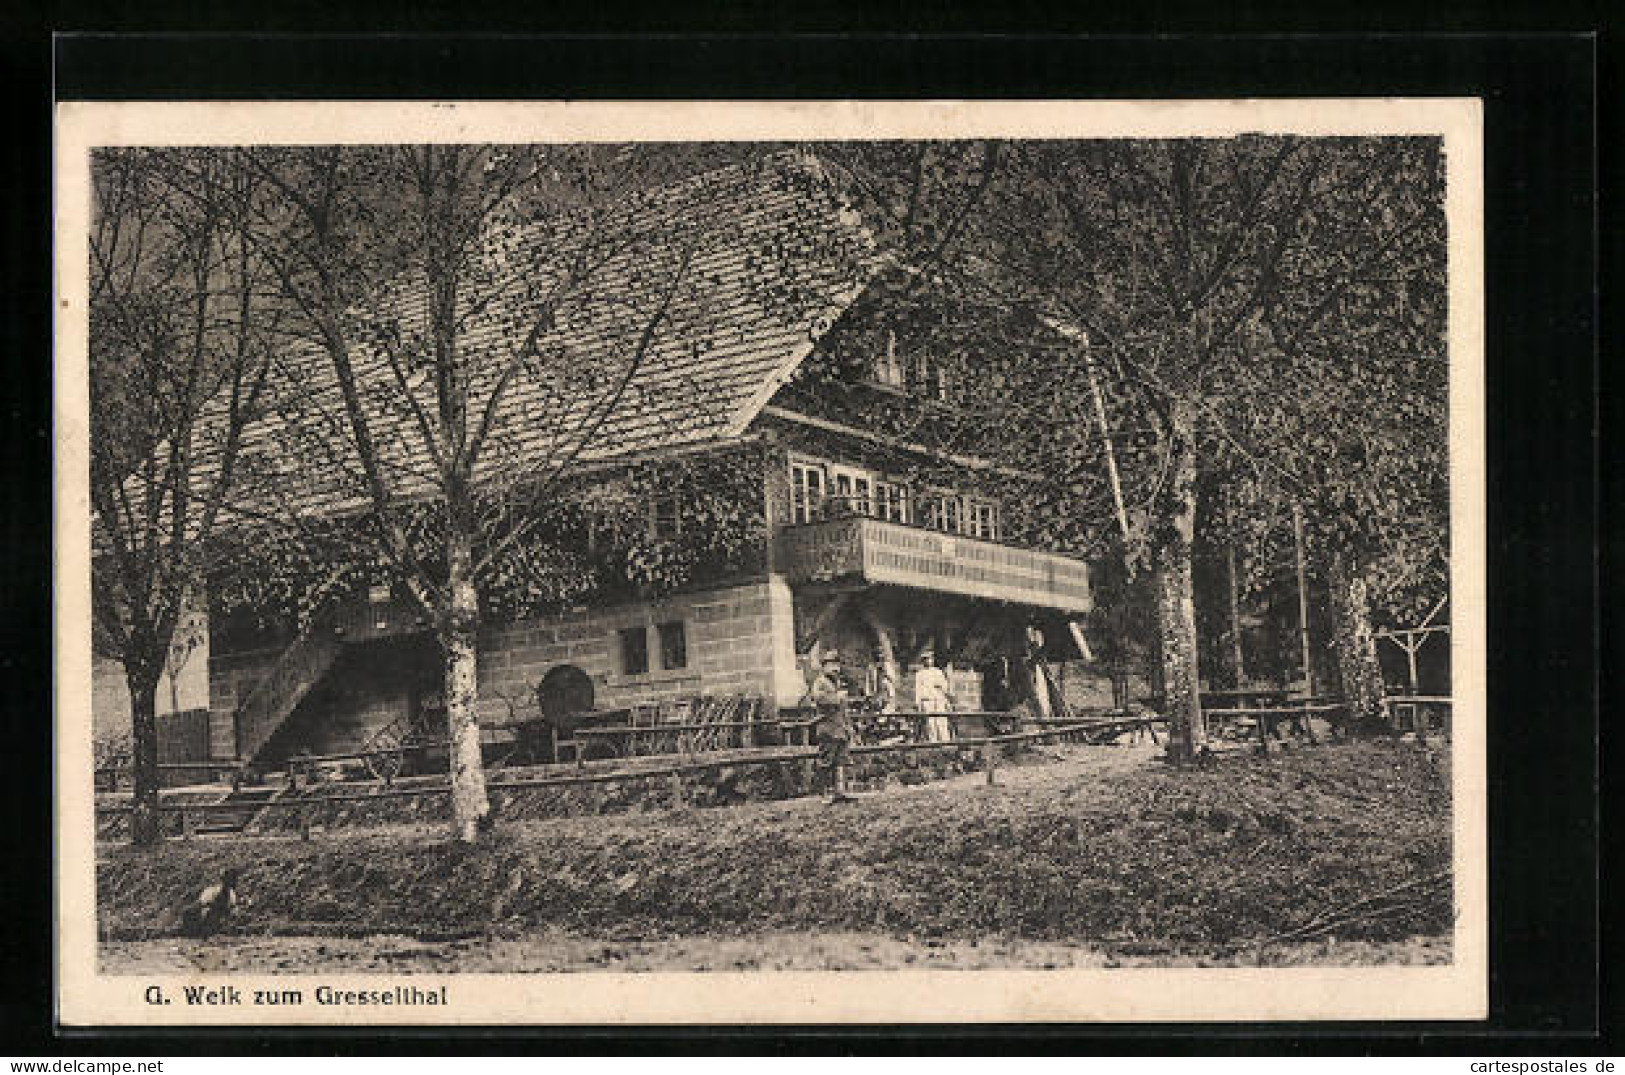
[{"x1": 776, "y1": 512, "x2": 1092, "y2": 613}]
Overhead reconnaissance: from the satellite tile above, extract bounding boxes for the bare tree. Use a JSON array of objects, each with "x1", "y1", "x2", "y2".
[
  {"x1": 958, "y1": 137, "x2": 1446, "y2": 758},
  {"x1": 237, "y1": 145, "x2": 866, "y2": 841},
  {"x1": 89, "y1": 148, "x2": 275, "y2": 845}
]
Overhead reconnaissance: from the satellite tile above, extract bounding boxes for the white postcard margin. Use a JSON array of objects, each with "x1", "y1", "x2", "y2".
[{"x1": 53, "y1": 97, "x2": 1487, "y2": 1026}]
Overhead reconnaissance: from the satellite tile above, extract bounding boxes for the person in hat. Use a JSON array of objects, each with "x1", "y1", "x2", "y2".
[{"x1": 811, "y1": 651, "x2": 856, "y2": 803}]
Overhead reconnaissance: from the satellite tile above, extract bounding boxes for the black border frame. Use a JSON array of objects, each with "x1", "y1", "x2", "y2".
[{"x1": 3, "y1": 29, "x2": 1603, "y2": 1052}]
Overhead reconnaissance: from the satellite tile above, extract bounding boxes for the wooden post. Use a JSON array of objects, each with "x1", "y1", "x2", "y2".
[
  {"x1": 179, "y1": 805, "x2": 192, "y2": 841},
  {"x1": 669, "y1": 772, "x2": 685, "y2": 809},
  {"x1": 1292, "y1": 504, "x2": 1315, "y2": 697},
  {"x1": 983, "y1": 740, "x2": 998, "y2": 786},
  {"x1": 1403, "y1": 635, "x2": 1421, "y2": 694}
]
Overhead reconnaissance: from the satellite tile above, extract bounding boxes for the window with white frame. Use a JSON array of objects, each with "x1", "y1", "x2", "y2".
[
  {"x1": 789, "y1": 460, "x2": 827, "y2": 524},
  {"x1": 920, "y1": 492, "x2": 965, "y2": 534},
  {"x1": 874, "y1": 479, "x2": 910, "y2": 524},
  {"x1": 967, "y1": 499, "x2": 1000, "y2": 540},
  {"x1": 829, "y1": 465, "x2": 875, "y2": 517}
]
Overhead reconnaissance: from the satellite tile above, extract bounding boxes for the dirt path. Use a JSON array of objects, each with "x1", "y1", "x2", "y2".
[{"x1": 102, "y1": 929, "x2": 1451, "y2": 974}]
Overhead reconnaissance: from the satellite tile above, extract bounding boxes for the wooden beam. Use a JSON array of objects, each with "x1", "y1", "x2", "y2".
[
  {"x1": 1080, "y1": 333, "x2": 1131, "y2": 543},
  {"x1": 758, "y1": 405, "x2": 1044, "y2": 482},
  {"x1": 798, "y1": 591, "x2": 855, "y2": 657}
]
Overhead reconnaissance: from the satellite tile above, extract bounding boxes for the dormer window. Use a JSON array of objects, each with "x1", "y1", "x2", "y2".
[
  {"x1": 927, "y1": 356, "x2": 960, "y2": 403},
  {"x1": 649, "y1": 494, "x2": 681, "y2": 539},
  {"x1": 873, "y1": 329, "x2": 907, "y2": 388},
  {"x1": 368, "y1": 580, "x2": 392, "y2": 630}
]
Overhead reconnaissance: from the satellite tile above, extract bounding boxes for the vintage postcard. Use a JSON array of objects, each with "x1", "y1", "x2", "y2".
[{"x1": 55, "y1": 98, "x2": 1485, "y2": 1025}]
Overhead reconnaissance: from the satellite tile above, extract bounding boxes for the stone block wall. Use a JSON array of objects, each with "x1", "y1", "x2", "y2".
[
  {"x1": 207, "y1": 645, "x2": 281, "y2": 760},
  {"x1": 474, "y1": 576, "x2": 801, "y2": 727},
  {"x1": 203, "y1": 577, "x2": 802, "y2": 766}
]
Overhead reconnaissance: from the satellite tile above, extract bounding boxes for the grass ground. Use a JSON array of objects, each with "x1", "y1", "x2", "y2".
[{"x1": 98, "y1": 738, "x2": 1453, "y2": 971}]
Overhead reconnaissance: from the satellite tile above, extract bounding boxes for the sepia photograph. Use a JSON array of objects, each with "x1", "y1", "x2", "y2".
[{"x1": 54, "y1": 99, "x2": 1485, "y2": 1024}]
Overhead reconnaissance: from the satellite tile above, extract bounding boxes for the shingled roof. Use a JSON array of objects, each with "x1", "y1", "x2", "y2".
[{"x1": 226, "y1": 151, "x2": 877, "y2": 524}]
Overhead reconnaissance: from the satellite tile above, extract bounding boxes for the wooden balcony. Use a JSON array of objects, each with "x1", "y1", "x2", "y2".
[{"x1": 776, "y1": 515, "x2": 1092, "y2": 614}]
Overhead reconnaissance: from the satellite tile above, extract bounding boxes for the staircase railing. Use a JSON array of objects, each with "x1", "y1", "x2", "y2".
[{"x1": 233, "y1": 624, "x2": 344, "y2": 766}]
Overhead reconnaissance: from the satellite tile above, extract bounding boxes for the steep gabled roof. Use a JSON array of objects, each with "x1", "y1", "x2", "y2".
[{"x1": 224, "y1": 151, "x2": 877, "y2": 524}]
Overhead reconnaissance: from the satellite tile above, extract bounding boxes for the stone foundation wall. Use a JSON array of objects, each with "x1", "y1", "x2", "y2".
[
  {"x1": 475, "y1": 576, "x2": 802, "y2": 725},
  {"x1": 206, "y1": 577, "x2": 804, "y2": 765}
]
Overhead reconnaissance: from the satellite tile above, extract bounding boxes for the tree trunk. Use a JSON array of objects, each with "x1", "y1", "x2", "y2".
[
  {"x1": 1327, "y1": 552, "x2": 1387, "y2": 733},
  {"x1": 859, "y1": 605, "x2": 900, "y2": 711},
  {"x1": 1292, "y1": 504, "x2": 1316, "y2": 696},
  {"x1": 126, "y1": 661, "x2": 164, "y2": 847},
  {"x1": 1226, "y1": 544, "x2": 1247, "y2": 688},
  {"x1": 441, "y1": 534, "x2": 491, "y2": 842},
  {"x1": 1153, "y1": 395, "x2": 1206, "y2": 762},
  {"x1": 1028, "y1": 660, "x2": 1053, "y2": 719}
]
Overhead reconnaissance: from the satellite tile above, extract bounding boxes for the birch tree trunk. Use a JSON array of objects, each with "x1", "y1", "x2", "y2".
[
  {"x1": 441, "y1": 531, "x2": 491, "y2": 842},
  {"x1": 127, "y1": 659, "x2": 164, "y2": 846},
  {"x1": 1154, "y1": 395, "x2": 1207, "y2": 762},
  {"x1": 1327, "y1": 552, "x2": 1388, "y2": 734}
]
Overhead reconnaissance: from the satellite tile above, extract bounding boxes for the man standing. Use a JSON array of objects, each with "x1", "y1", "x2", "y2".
[
  {"x1": 812, "y1": 651, "x2": 856, "y2": 803},
  {"x1": 914, "y1": 651, "x2": 955, "y2": 742}
]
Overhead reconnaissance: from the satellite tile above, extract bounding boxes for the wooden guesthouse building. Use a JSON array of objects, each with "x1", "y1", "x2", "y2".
[{"x1": 92, "y1": 151, "x2": 1109, "y2": 777}]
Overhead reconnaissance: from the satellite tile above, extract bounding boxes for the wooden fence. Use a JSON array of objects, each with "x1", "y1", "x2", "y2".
[{"x1": 94, "y1": 717, "x2": 1144, "y2": 832}]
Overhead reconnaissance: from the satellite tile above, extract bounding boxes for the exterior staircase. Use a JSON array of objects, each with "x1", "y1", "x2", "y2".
[
  {"x1": 193, "y1": 784, "x2": 287, "y2": 836},
  {"x1": 233, "y1": 625, "x2": 344, "y2": 769}
]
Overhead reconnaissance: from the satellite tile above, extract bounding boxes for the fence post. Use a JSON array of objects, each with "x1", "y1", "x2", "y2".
[
  {"x1": 983, "y1": 740, "x2": 998, "y2": 786},
  {"x1": 670, "y1": 772, "x2": 686, "y2": 809},
  {"x1": 180, "y1": 805, "x2": 193, "y2": 841}
]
